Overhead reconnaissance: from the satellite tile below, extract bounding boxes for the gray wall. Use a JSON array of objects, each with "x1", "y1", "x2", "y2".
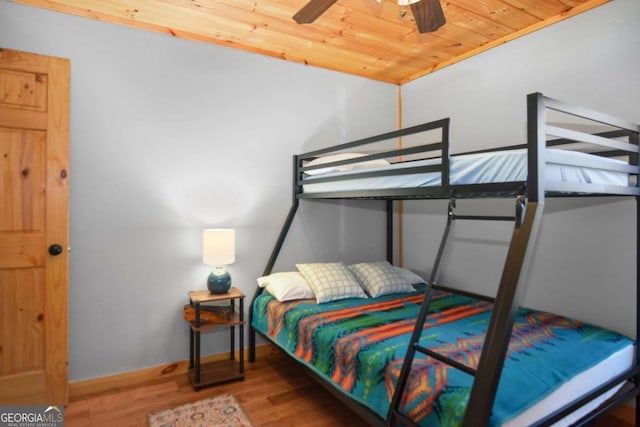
[
  {"x1": 1, "y1": 0, "x2": 637, "y2": 383},
  {"x1": 0, "y1": 1, "x2": 396, "y2": 381},
  {"x1": 400, "y1": 0, "x2": 640, "y2": 337}
]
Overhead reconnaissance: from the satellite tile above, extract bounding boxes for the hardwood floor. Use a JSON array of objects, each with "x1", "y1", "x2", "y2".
[
  {"x1": 65, "y1": 349, "x2": 368, "y2": 427},
  {"x1": 65, "y1": 349, "x2": 633, "y2": 426}
]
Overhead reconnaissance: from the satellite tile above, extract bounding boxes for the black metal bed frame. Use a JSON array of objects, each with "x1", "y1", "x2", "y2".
[{"x1": 248, "y1": 92, "x2": 640, "y2": 426}]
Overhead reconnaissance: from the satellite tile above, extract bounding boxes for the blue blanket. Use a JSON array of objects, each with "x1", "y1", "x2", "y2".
[{"x1": 252, "y1": 287, "x2": 632, "y2": 426}]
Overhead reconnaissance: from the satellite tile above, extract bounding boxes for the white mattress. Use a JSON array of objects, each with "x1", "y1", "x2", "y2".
[
  {"x1": 302, "y1": 149, "x2": 629, "y2": 193},
  {"x1": 507, "y1": 343, "x2": 634, "y2": 426}
]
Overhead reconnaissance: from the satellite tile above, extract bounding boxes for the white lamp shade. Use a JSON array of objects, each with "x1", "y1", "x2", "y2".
[
  {"x1": 202, "y1": 229, "x2": 235, "y2": 266},
  {"x1": 397, "y1": 0, "x2": 420, "y2": 5}
]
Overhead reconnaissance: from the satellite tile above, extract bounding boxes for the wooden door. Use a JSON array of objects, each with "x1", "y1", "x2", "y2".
[{"x1": 0, "y1": 48, "x2": 69, "y2": 405}]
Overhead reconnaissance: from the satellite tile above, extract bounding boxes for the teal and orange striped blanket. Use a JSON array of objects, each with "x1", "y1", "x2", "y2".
[{"x1": 252, "y1": 286, "x2": 632, "y2": 426}]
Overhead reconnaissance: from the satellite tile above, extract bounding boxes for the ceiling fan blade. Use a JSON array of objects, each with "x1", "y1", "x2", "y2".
[
  {"x1": 293, "y1": 0, "x2": 339, "y2": 24},
  {"x1": 410, "y1": 0, "x2": 446, "y2": 33}
]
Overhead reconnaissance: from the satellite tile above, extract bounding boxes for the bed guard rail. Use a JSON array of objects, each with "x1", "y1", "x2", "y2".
[
  {"x1": 296, "y1": 118, "x2": 451, "y2": 199},
  {"x1": 527, "y1": 92, "x2": 640, "y2": 203}
]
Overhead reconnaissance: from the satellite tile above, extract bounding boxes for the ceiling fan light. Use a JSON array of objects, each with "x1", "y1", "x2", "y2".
[{"x1": 397, "y1": 0, "x2": 421, "y2": 5}]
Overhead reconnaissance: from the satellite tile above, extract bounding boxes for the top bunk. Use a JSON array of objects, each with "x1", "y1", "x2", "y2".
[{"x1": 296, "y1": 93, "x2": 640, "y2": 202}]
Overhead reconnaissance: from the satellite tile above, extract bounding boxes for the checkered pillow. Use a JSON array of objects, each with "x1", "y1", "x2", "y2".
[
  {"x1": 296, "y1": 262, "x2": 368, "y2": 303},
  {"x1": 396, "y1": 267, "x2": 426, "y2": 286},
  {"x1": 348, "y1": 261, "x2": 417, "y2": 297}
]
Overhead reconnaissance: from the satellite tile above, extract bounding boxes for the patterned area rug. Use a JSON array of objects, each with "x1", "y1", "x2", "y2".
[{"x1": 148, "y1": 394, "x2": 253, "y2": 427}]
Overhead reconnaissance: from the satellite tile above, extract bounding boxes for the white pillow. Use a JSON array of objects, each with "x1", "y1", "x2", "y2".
[
  {"x1": 257, "y1": 272, "x2": 315, "y2": 302},
  {"x1": 304, "y1": 152, "x2": 390, "y2": 176},
  {"x1": 296, "y1": 262, "x2": 368, "y2": 303},
  {"x1": 349, "y1": 261, "x2": 417, "y2": 297},
  {"x1": 394, "y1": 267, "x2": 427, "y2": 285}
]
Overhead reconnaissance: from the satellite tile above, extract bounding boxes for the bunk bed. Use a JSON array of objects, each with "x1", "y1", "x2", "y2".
[{"x1": 248, "y1": 92, "x2": 640, "y2": 427}]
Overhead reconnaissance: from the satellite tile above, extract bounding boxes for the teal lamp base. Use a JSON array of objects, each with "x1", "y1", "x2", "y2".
[{"x1": 208, "y1": 267, "x2": 231, "y2": 294}]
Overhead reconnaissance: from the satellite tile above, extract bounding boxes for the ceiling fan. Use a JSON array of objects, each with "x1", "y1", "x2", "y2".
[{"x1": 293, "y1": 0, "x2": 446, "y2": 33}]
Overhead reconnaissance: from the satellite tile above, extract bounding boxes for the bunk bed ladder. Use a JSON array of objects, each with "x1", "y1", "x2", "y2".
[
  {"x1": 387, "y1": 195, "x2": 543, "y2": 427},
  {"x1": 386, "y1": 197, "x2": 453, "y2": 426}
]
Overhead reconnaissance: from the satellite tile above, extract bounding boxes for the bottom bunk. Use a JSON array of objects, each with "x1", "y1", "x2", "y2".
[{"x1": 251, "y1": 283, "x2": 635, "y2": 427}]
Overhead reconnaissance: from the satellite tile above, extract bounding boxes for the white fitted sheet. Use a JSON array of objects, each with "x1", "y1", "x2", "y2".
[{"x1": 302, "y1": 148, "x2": 629, "y2": 193}]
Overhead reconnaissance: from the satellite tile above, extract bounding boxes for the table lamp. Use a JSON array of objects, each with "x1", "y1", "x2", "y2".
[{"x1": 202, "y1": 228, "x2": 235, "y2": 294}]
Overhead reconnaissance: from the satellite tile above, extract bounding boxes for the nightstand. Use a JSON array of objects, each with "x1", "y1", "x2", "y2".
[{"x1": 187, "y1": 287, "x2": 245, "y2": 390}]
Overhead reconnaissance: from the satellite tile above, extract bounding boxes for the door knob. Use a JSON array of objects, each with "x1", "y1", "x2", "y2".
[{"x1": 48, "y1": 244, "x2": 63, "y2": 256}]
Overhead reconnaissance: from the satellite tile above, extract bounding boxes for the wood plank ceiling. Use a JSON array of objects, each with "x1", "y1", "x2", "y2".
[{"x1": 15, "y1": 0, "x2": 610, "y2": 84}]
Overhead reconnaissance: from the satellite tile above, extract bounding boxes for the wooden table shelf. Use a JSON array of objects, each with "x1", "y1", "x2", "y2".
[
  {"x1": 187, "y1": 287, "x2": 245, "y2": 390},
  {"x1": 190, "y1": 312, "x2": 243, "y2": 332},
  {"x1": 188, "y1": 359, "x2": 244, "y2": 388}
]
